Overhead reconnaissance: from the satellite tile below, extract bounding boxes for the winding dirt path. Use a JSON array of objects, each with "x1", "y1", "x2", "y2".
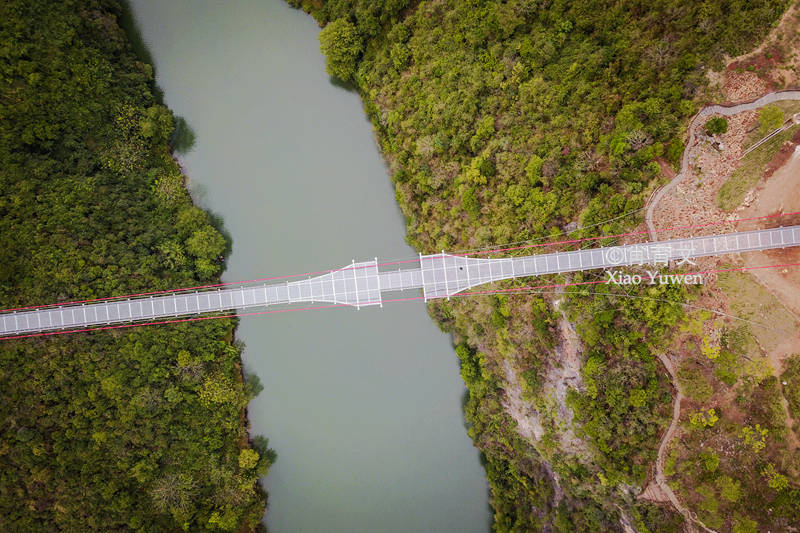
[
  {"x1": 645, "y1": 90, "x2": 800, "y2": 241},
  {"x1": 653, "y1": 353, "x2": 718, "y2": 533}
]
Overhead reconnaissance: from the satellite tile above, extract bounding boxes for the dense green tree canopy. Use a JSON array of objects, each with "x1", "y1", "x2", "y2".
[
  {"x1": 705, "y1": 117, "x2": 729, "y2": 135},
  {"x1": 0, "y1": 1, "x2": 270, "y2": 530},
  {"x1": 318, "y1": 18, "x2": 363, "y2": 81}
]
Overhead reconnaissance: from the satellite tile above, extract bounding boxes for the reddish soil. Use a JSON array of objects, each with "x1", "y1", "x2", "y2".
[
  {"x1": 727, "y1": 45, "x2": 784, "y2": 93},
  {"x1": 722, "y1": 71, "x2": 770, "y2": 102},
  {"x1": 655, "y1": 157, "x2": 676, "y2": 179},
  {"x1": 718, "y1": 4, "x2": 800, "y2": 94}
]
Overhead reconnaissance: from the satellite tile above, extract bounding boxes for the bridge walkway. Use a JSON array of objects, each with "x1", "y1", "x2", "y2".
[{"x1": 2, "y1": 225, "x2": 798, "y2": 337}]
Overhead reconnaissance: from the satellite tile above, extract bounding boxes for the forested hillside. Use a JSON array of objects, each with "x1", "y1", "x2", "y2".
[
  {"x1": 291, "y1": 0, "x2": 794, "y2": 530},
  {"x1": 0, "y1": 1, "x2": 270, "y2": 530}
]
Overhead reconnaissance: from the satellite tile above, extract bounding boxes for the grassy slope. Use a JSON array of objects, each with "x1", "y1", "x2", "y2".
[
  {"x1": 290, "y1": 0, "x2": 792, "y2": 531},
  {"x1": 0, "y1": 1, "x2": 269, "y2": 530},
  {"x1": 717, "y1": 123, "x2": 799, "y2": 210}
]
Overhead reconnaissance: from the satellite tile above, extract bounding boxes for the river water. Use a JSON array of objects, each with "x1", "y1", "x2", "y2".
[{"x1": 129, "y1": 1, "x2": 490, "y2": 532}]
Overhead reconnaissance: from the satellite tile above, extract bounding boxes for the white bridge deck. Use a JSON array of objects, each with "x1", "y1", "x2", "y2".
[{"x1": 2, "y1": 225, "x2": 799, "y2": 337}]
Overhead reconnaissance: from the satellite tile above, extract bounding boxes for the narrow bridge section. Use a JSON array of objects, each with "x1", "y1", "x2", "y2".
[{"x1": 2, "y1": 225, "x2": 799, "y2": 337}]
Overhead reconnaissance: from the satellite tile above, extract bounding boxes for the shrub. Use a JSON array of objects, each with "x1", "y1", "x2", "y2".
[
  {"x1": 678, "y1": 363, "x2": 714, "y2": 403},
  {"x1": 705, "y1": 117, "x2": 728, "y2": 135},
  {"x1": 761, "y1": 463, "x2": 789, "y2": 491},
  {"x1": 716, "y1": 475, "x2": 741, "y2": 502},
  {"x1": 689, "y1": 408, "x2": 719, "y2": 429},
  {"x1": 739, "y1": 424, "x2": 768, "y2": 453},
  {"x1": 781, "y1": 354, "x2": 800, "y2": 417}
]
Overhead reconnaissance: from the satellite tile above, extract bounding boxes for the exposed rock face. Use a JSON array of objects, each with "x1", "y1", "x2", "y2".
[{"x1": 501, "y1": 303, "x2": 590, "y2": 506}]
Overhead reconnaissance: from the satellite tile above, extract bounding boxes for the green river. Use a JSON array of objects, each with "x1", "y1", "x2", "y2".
[{"x1": 129, "y1": 1, "x2": 490, "y2": 532}]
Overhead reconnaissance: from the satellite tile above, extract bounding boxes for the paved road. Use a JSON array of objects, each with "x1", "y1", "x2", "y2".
[
  {"x1": 2, "y1": 225, "x2": 799, "y2": 337},
  {"x1": 645, "y1": 90, "x2": 800, "y2": 240}
]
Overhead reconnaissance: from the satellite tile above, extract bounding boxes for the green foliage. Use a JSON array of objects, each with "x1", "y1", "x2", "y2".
[
  {"x1": 140, "y1": 105, "x2": 174, "y2": 144},
  {"x1": 716, "y1": 475, "x2": 741, "y2": 503},
  {"x1": 699, "y1": 450, "x2": 719, "y2": 473},
  {"x1": 678, "y1": 362, "x2": 714, "y2": 403},
  {"x1": 679, "y1": 309, "x2": 711, "y2": 336},
  {"x1": 758, "y1": 104, "x2": 784, "y2": 135},
  {"x1": 704, "y1": 116, "x2": 728, "y2": 135},
  {"x1": 713, "y1": 348, "x2": 740, "y2": 386},
  {"x1": 732, "y1": 515, "x2": 758, "y2": 533},
  {"x1": 739, "y1": 424, "x2": 768, "y2": 453},
  {"x1": 743, "y1": 376, "x2": 788, "y2": 440},
  {"x1": 319, "y1": 18, "x2": 363, "y2": 81},
  {"x1": 689, "y1": 408, "x2": 719, "y2": 430},
  {"x1": 187, "y1": 227, "x2": 226, "y2": 260},
  {"x1": 238, "y1": 449, "x2": 260, "y2": 470},
  {"x1": 781, "y1": 354, "x2": 800, "y2": 417},
  {"x1": 331, "y1": 0, "x2": 787, "y2": 255},
  {"x1": 171, "y1": 115, "x2": 197, "y2": 154},
  {"x1": 470, "y1": 116, "x2": 495, "y2": 154},
  {"x1": 199, "y1": 375, "x2": 242, "y2": 408},
  {"x1": 251, "y1": 435, "x2": 278, "y2": 476},
  {"x1": 0, "y1": 1, "x2": 265, "y2": 530},
  {"x1": 462, "y1": 187, "x2": 480, "y2": 218},
  {"x1": 695, "y1": 484, "x2": 723, "y2": 529},
  {"x1": 761, "y1": 462, "x2": 789, "y2": 491},
  {"x1": 525, "y1": 155, "x2": 544, "y2": 185},
  {"x1": 701, "y1": 336, "x2": 721, "y2": 360},
  {"x1": 628, "y1": 388, "x2": 647, "y2": 408}
]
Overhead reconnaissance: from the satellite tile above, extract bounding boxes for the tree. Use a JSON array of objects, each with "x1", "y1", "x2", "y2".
[
  {"x1": 525, "y1": 155, "x2": 543, "y2": 185},
  {"x1": 186, "y1": 227, "x2": 226, "y2": 260},
  {"x1": 740, "y1": 424, "x2": 768, "y2": 453},
  {"x1": 462, "y1": 187, "x2": 480, "y2": 218},
  {"x1": 732, "y1": 515, "x2": 758, "y2": 533},
  {"x1": 319, "y1": 19, "x2": 363, "y2": 81},
  {"x1": 139, "y1": 105, "x2": 174, "y2": 144},
  {"x1": 252, "y1": 435, "x2": 277, "y2": 476},
  {"x1": 704, "y1": 117, "x2": 728, "y2": 135},
  {"x1": 689, "y1": 408, "x2": 718, "y2": 429},
  {"x1": 699, "y1": 450, "x2": 719, "y2": 472},
  {"x1": 238, "y1": 449, "x2": 260, "y2": 470},
  {"x1": 171, "y1": 116, "x2": 196, "y2": 153},
  {"x1": 701, "y1": 336, "x2": 721, "y2": 360},
  {"x1": 716, "y1": 475, "x2": 741, "y2": 502},
  {"x1": 758, "y1": 104, "x2": 784, "y2": 136},
  {"x1": 761, "y1": 463, "x2": 789, "y2": 491}
]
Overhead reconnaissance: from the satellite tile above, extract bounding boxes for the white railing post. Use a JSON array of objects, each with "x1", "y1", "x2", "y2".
[
  {"x1": 351, "y1": 260, "x2": 360, "y2": 309},
  {"x1": 375, "y1": 258, "x2": 382, "y2": 307},
  {"x1": 420, "y1": 253, "x2": 427, "y2": 302}
]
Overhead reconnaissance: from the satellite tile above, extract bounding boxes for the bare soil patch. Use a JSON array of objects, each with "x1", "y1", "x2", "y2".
[{"x1": 656, "y1": 157, "x2": 676, "y2": 179}]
